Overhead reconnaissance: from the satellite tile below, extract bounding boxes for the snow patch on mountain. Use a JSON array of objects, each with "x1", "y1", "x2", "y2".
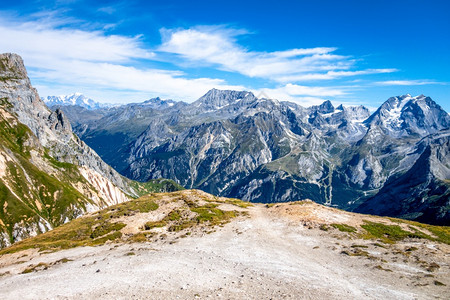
[{"x1": 43, "y1": 93, "x2": 114, "y2": 110}]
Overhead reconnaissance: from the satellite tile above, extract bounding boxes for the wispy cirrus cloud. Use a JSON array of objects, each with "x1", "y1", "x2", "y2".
[
  {"x1": 159, "y1": 26, "x2": 395, "y2": 83},
  {"x1": 374, "y1": 80, "x2": 444, "y2": 86},
  {"x1": 0, "y1": 17, "x2": 152, "y2": 63},
  {"x1": 276, "y1": 69, "x2": 397, "y2": 82},
  {"x1": 272, "y1": 83, "x2": 346, "y2": 97}
]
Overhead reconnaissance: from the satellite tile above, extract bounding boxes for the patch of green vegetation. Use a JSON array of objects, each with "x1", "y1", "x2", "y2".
[
  {"x1": 181, "y1": 197, "x2": 196, "y2": 208},
  {"x1": 0, "y1": 97, "x2": 12, "y2": 108},
  {"x1": 0, "y1": 119, "x2": 32, "y2": 157},
  {"x1": 55, "y1": 258, "x2": 72, "y2": 264},
  {"x1": 21, "y1": 262, "x2": 49, "y2": 274},
  {"x1": 0, "y1": 271, "x2": 11, "y2": 277},
  {"x1": 388, "y1": 218, "x2": 450, "y2": 245},
  {"x1": 0, "y1": 154, "x2": 92, "y2": 245},
  {"x1": 363, "y1": 217, "x2": 450, "y2": 246},
  {"x1": 127, "y1": 233, "x2": 148, "y2": 243},
  {"x1": 340, "y1": 248, "x2": 370, "y2": 257},
  {"x1": 224, "y1": 198, "x2": 253, "y2": 208},
  {"x1": 319, "y1": 224, "x2": 329, "y2": 231},
  {"x1": 167, "y1": 222, "x2": 194, "y2": 232},
  {"x1": 351, "y1": 244, "x2": 368, "y2": 248},
  {"x1": 90, "y1": 222, "x2": 126, "y2": 239},
  {"x1": 100, "y1": 195, "x2": 159, "y2": 219},
  {"x1": 129, "y1": 179, "x2": 184, "y2": 197},
  {"x1": 0, "y1": 76, "x2": 20, "y2": 83},
  {"x1": 90, "y1": 231, "x2": 123, "y2": 245},
  {"x1": 425, "y1": 226, "x2": 450, "y2": 245},
  {"x1": 43, "y1": 150, "x2": 77, "y2": 171},
  {"x1": 190, "y1": 204, "x2": 237, "y2": 225},
  {"x1": 0, "y1": 213, "x2": 120, "y2": 255},
  {"x1": 374, "y1": 265, "x2": 393, "y2": 272},
  {"x1": 163, "y1": 198, "x2": 240, "y2": 232},
  {"x1": 0, "y1": 57, "x2": 18, "y2": 73},
  {"x1": 265, "y1": 151, "x2": 300, "y2": 174},
  {"x1": 5, "y1": 157, "x2": 90, "y2": 222},
  {"x1": 0, "y1": 179, "x2": 37, "y2": 245},
  {"x1": 331, "y1": 223, "x2": 357, "y2": 233},
  {"x1": 143, "y1": 220, "x2": 167, "y2": 230},
  {"x1": 289, "y1": 201, "x2": 309, "y2": 206},
  {"x1": 266, "y1": 203, "x2": 276, "y2": 208},
  {"x1": 167, "y1": 210, "x2": 182, "y2": 221},
  {"x1": 360, "y1": 220, "x2": 433, "y2": 244}
]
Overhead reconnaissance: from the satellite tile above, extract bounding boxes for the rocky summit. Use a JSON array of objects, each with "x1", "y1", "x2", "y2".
[{"x1": 53, "y1": 89, "x2": 450, "y2": 225}]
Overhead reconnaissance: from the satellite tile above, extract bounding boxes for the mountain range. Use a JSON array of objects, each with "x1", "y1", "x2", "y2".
[
  {"x1": 42, "y1": 93, "x2": 114, "y2": 110},
  {"x1": 49, "y1": 89, "x2": 450, "y2": 225},
  {"x1": 1, "y1": 51, "x2": 449, "y2": 298}
]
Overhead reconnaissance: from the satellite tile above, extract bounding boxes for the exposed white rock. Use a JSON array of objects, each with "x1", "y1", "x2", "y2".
[{"x1": 79, "y1": 167, "x2": 130, "y2": 208}]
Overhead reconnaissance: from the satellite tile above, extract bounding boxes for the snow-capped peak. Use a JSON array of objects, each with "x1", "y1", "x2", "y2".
[
  {"x1": 365, "y1": 94, "x2": 450, "y2": 136},
  {"x1": 42, "y1": 93, "x2": 111, "y2": 110}
]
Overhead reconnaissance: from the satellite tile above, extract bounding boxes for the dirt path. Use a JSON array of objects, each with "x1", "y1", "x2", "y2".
[{"x1": 0, "y1": 204, "x2": 448, "y2": 299}]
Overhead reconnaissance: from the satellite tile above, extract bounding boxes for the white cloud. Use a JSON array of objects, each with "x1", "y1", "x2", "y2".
[
  {"x1": 159, "y1": 26, "x2": 395, "y2": 83},
  {"x1": 29, "y1": 60, "x2": 244, "y2": 102},
  {"x1": 270, "y1": 48, "x2": 338, "y2": 58},
  {"x1": 0, "y1": 18, "x2": 152, "y2": 63},
  {"x1": 0, "y1": 16, "x2": 244, "y2": 102},
  {"x1": 278, "y1": 83, "x2": 346, "y2": 97},
  {"x1": 98, "y1": 6, "x2": 116, "y2": 15},
  {"x1": 375, "y1": 80, "x2": 443, "y2": 86},
  {"x1": 276, "y1": 69, "x2": 397, "y2": 82}
]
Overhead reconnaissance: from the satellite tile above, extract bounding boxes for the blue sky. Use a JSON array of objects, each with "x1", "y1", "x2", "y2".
[{"x1": 0, "y1": 0, "x2": 449, "y2": 110}]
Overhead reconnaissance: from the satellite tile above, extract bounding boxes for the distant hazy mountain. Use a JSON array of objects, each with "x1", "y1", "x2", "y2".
[
  {"x1": 54, "y1": 89, "x2": 450, "y2": 225},
  {"x1": 141, "y1": 97, "x2": 178, "y2": 110},
  {"x1": 43, "y1": 93, "x2": 114, "y2": 110}
]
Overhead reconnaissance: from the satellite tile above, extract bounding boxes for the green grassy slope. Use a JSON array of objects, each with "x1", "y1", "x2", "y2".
[
  {"x1": 0, "y1": 190, "x2": 246, "y2": 255},
  {"x1": 0, "y1": 103, "x2": 96, "y2": 247}
]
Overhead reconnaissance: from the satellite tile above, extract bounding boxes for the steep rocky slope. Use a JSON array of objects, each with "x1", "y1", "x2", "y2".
[
  {"x1": 0, "y1": 53, "x2": 182, "y2": 248},
  {"x1": 0, "y1": 53, "x2": 127, "y2": 247},
  {"x1": 0, "y1": 54, "x2": 132, "y2": 193},
  {"x1": 0, "y1": 190, "x2": 448, "y2": 299},
  {"x1": 55, "y1": 89, "x2": 450, "y2": 224},
  {"x1": 356, "y1": 130, "x2": 450, "y2": 225}
]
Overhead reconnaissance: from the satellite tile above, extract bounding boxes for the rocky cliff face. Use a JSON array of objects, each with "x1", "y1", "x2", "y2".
[
  {"x1": 364, "y1": 94, "x2": 450, "y2": 138},
  {"x1": 0, "y1": 53, "x2": 135, "y2": 247},
  {"x1": 1, "y1": 54, "x2": 133, "y2": 194},
  {"x1": 55, "y1": 87, "x2": 450, "y2": 224},
  {"x1": 355, "y1": 130, "x2": 450, "y2": 225}
]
